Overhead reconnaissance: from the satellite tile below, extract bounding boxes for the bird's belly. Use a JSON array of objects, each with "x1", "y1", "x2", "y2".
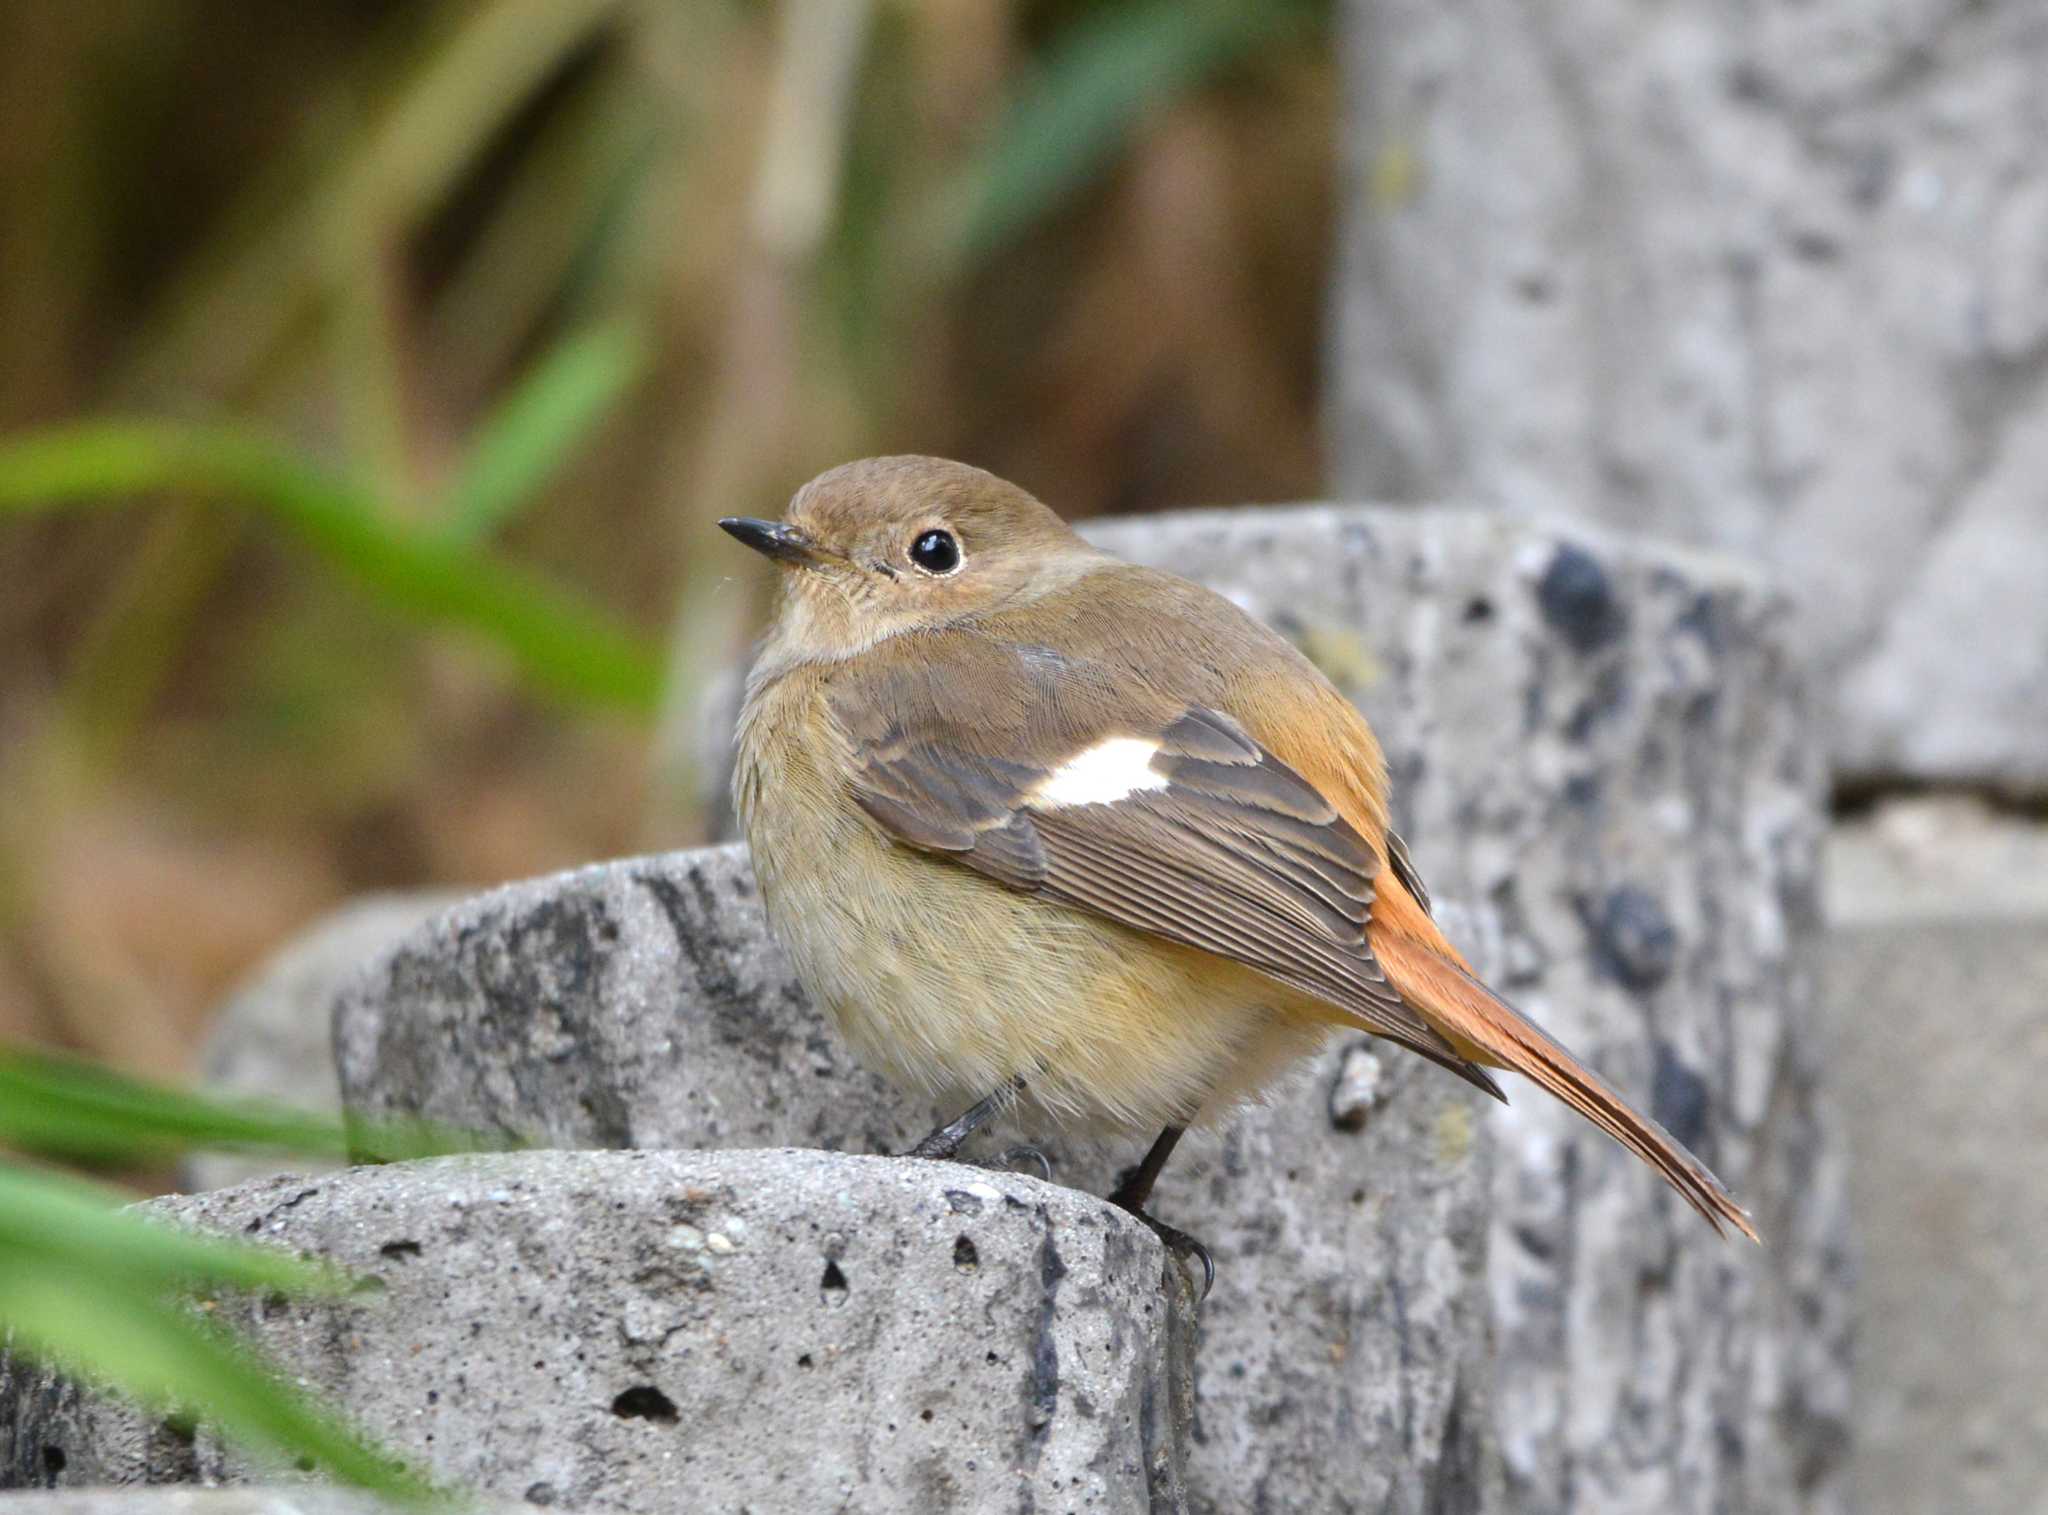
[{"x1": 744, "y1": 779, "x2": 1324, "y2": 1133}]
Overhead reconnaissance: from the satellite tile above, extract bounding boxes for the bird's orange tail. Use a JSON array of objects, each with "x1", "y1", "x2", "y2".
[{"x1": 1373, "y1": 894, "x2": 1759, "y2": 1243}]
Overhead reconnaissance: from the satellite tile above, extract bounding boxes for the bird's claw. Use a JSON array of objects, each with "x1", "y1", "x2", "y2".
[
  {"x1": 1116, "y1": 1207, "x2": 1214, "y2": 1302},
  {"x1": 998, "y1": 1144, "x2": 1054, "y2": 1182}
]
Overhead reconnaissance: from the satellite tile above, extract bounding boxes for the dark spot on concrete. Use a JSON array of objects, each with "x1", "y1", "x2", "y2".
[
  {"x1": 1565, "y1": 663, "x2": 1631, "y2": 741},
  {"x1": 1725, "y1": 60, "x2": 1771, "y2": 102},
  {"x1": 1513, "y1": 1224, "x2": 1556, "y2": 1262},
  {"x1": 1028, "y1": 1217, "x2": 1067, "y2": 1436},
  {"x1": 1424, "y1": 1370, "x2": 1487, "y2": 1515},
  {"x1": 379, "y1": 1239, "x2": 423, "y2": 1260},
  {"x1": 1789, "y1": 228, "x2": 1841, "y2": 263},
  {"x1": 1847, "y1": 142, "x2": 1894, "y2": 209},
  {"x1": 1563, "y1": 772, "x2": 1602, "y2": 809},
  {"x1": 821, "y1": 1259, "x2": 849, "y2": 1303},
  {"x1": 1588, "y1": 885, "x2": 1679, "y2": 992},
  {"x1": 610, "y1": 1385, "x2": 679, "y2": 1424},
  {"x1": 1462, "y1": 594, "x2": 1495, "y2": 623},
  {"x1": 946, "y1": 1189, "x2": 984, "y2": 1216},
  {"x1": 953, "y1": 1236, "x2": 980, "y2": 1271},
  {"x1": 1783, "y1": 1387, "x2": 1852, "y2": 1491},
  {"x1": 1652, "y1": 1042, "x2": 1711, "y2": 1151},
  {"x1": 797, "y1": 1354, "x2": 814, "y2": 1369},
  {"x1": 1675, "y1": 591, "x2": 1726, "y2": 654},
  {"x1": 525, "y1": 1482, "x2": 558, "y2": 1505},
  {"x1": 1536, "y1": 543, "x2": 1625, "y2": 653},
  {"x1": 639, "y1": 871, "x2": 792, "y2": 1068}
]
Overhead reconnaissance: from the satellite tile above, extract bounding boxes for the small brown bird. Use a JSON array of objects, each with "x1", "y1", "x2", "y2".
[{"x1": 725, "y1": 456, "x2": 1756, "y2": 1283}]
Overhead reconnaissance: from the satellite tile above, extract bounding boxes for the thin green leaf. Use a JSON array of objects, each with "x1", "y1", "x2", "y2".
[
  {"x1": 945, "y1": 0, "x2": 1315, "y2": 262},
  {"x1": 442, "y1": 319, "x2": 648, "y2": 545},
  {"x1": 0, "y1": 420, "x2": 663, "y2": 712},
  {"x1": 0, "y1": 1252, "x2": 441, "y2": 1501},
  {"x1": 0, "y1": 1045, "x2": 488, "y2": 1167},
  {"x1": 0, "y1": 1165, "x2": 341, "y2": 1296}
]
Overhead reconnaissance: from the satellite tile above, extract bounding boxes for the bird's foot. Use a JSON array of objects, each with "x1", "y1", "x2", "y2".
[
  {"x1": 1111, "y1": 1199, "x2": 1214, "y2": 1303},
  {"x1": 895, "y1": 1138, "x2": 1053, "y2": 1183},
  {"x1": 899, "y1": 1130, "x2": 966, "y2": 1161}
]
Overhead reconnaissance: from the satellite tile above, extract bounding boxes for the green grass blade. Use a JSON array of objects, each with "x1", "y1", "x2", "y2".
[
  {"x1": 0, "y1": 420, "x2": 663, "y2": 712},
  {"x1": 946, "y1": 0, "x2": 1315, "y2": 262},
  {"x1": 442, "y1": 319, "x2": 649, "y2": 545},
  {"x1": 0, "y1": 1165, "x2": 342, "y2": 1296},
  {"x1": 0, "y1": 1045, "x2": 488, "y2": 1167},
  {"x1": 0, "y1": 1249, "x2": 440, "y2": 1501}
]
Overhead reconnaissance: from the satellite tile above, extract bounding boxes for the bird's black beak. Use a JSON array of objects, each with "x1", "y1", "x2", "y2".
[{"x1": 719, "y1": 517, "x2": 821, "y2": 567}]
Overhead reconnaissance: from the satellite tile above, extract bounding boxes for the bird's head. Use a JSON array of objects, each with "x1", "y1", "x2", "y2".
[{"x1": 722, "y1": 456, "x2": 1100, "y2": 668}]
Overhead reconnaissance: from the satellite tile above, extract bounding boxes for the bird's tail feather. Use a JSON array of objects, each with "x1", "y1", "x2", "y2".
[{"x1": 1374, "y1": 925, "x2": 1760, "y2": 1243}]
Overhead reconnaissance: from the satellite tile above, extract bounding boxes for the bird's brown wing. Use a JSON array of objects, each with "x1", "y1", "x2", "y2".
[{"x1": 827, "y1": 634, "x2": 1502, "y2": 1098}]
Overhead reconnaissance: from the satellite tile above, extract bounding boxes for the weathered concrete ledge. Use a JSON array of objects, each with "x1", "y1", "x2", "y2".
[
  {"x1": 6, "y1": 1150, "x2": 1192, "y2": 1513},
  {"x1": 332, "y1": 842, "x2": 1501, "y2": 1512}
]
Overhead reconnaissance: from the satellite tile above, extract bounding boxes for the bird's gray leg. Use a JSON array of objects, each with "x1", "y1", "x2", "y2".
[
  {"x1": 900, "y1": 1075, "x2": 1028, "y2": 1161},
  {"x1": 1108, "y1": 1125, "x2": 1214, "y2": 1300}
]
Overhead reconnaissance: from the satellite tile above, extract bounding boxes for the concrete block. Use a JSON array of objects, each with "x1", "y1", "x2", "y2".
[
  {"x1": 334, "y1": 840, "x2": 1499, "y2": 1512},
  {"x1": 6, "y1": 1151, "x2": 1192, "y2": 1514},
  {"x1": 1827, "y1": 798, "x2": 2048, "y2": 1515},
  {"x1": 1332, "y1": 0, "x2": 2048, "y2": 793}
]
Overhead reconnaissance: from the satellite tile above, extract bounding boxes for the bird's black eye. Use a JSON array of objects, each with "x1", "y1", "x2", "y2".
[{"x1": 909, "y1": 529, "x2": 961, "y2": 575}]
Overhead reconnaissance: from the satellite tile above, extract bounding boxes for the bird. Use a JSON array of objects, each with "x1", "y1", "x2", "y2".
[{"x1": 722, "y1": 456, "x2": 1757, "y2": 1289}]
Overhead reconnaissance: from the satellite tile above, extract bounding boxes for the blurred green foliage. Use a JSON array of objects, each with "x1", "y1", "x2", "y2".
[
  {"x1": 1, "y1": 1047, "x2": 485, "y2": 1500},
  {"x1": 950, "y1": 0, "x2": 1316, "y2": 259},
  {"x1": 0, "y1": 409, "x2": 663, "y2": 714}
]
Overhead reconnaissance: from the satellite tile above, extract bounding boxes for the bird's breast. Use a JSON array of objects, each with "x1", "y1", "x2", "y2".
[{"x1": 730, "y1": 664, "x2": 1315, "y2": 1132}]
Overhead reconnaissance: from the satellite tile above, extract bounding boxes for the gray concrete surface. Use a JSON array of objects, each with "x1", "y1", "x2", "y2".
[
  {"x1": 6, "y1": 1150, "x2": 1193, "y2": 1514},
  {"x1": 1827, "y1": 800, "x2": 2048, "y2": 1515},
  {"x1": 335, "y1": 841, "x2": 1501, "y2": 1514},
  {"x1": 355, "y1": 503, "x2": 1848, "y2": 1512},
  {"x1": 184, "y1": 893, "x2": 459, "y2": 1193},
  {"x1": 1334, "y1": 0, "x2": 2048, "y2": 794}
]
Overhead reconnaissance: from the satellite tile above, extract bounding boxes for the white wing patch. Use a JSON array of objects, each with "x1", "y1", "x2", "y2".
[{"x1": 1030, "y1": 737, "x2": 1169, "y2": 809}]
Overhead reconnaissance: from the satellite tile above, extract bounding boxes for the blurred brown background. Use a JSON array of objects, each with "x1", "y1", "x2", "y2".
[{"x1": 0, "y1": 0, "x2": 1333, "y2": 1077}]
